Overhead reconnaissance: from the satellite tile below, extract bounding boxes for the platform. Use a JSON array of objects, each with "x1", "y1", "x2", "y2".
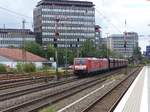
[{"x1": 114, "y1": 66, "x2": 149, "y2": 112}]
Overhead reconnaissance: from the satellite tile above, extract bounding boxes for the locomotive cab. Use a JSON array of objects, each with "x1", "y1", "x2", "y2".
[{"x1": 73, "y1": 58, "x2": 88, "y2": 75}]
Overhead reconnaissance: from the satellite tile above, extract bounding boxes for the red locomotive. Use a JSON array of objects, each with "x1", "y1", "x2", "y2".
[{"x1": 73, "y1": 58, "x2": 128, "y2": 76}]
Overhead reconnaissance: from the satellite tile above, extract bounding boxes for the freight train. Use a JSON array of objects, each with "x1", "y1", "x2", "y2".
[{"x1": 73, "y1": 58, "x2": 128, "y2": 77}]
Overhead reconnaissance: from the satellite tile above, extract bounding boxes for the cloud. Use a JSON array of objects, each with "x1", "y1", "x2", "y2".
[
  {"x1": 0, "y1": 0, "x2": 149, "y2": 51},
  {"x1": 0, "y1": 0, "x2": 40, "y2": 28}
]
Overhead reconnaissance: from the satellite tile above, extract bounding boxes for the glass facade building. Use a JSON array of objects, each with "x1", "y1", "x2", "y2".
[
  {"x1": 109, "y1": 32, "x2": 138, "y2": 57},
  {"x1": 146, "y1": 46, "x2": 150, "y2": 59},
  {"x1": 0, "y1": 29, "x2": 35, "y2": 48},
  {"x1": 33, "y1": 0, "x2": 95, "y2": 48}
]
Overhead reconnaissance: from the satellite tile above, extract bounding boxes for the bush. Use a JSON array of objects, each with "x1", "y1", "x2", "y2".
[
  {"x1": 16, "y1": 62, "x2": 36, "y2": 73},
  {"x1": 23, "y1": 63, "x2": 36, "y2": 73},
  {"x1": 0, "y1": 64, "x2": 7, "y2": 73},
  {"x1": 16, "y1": 63, "x2": 24, "y2": 73}
]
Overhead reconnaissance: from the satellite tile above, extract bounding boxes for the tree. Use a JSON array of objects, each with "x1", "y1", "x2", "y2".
[
  {"x1": 96, "y1": 44, "x2": 108, "y2": 58},
  {"x1": 131, "y1": 46, "x2": 142, "y2": 64},
  {"x1": 57, "y1": 48, "x2": 65, "y2": 66},
  {"x1": 80, "y1": 40, "x2": 96, "y2": 57},
  {"x1": 46, "y1": 44, "x2": 55, "y2": 59},
  {"x1": 67, "y1": 49, "x2": 76, "y2": 64},
  {"x1": 25, "y1": 41, "x2": 45, "y2": 57}
]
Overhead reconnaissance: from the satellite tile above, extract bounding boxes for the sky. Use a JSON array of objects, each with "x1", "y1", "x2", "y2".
[{"x1": 0, "y1": 0, "x2": 150, "y2": 52}]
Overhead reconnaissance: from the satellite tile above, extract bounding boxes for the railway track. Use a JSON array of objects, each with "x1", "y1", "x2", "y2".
[
  {"x1": 0, "y1": 77, "x2": 52, "y2": 90},
  {"x1": 0, "y1": 75, "x2": 76, "y2": 90},
  {"x1": 80, "y1": 67, "x2": 142, "y2": 112},
  {"x1": 0, "y1": 76, "x2": 78, "y2": 101},
  {"x1": 0, "y1": 69, "x2": 124, "y2": 112}
]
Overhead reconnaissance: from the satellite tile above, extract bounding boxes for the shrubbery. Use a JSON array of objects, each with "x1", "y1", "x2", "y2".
[
  {"x1": 24, "y1": 63, "x2": 36, "y2": 73},
  {"x1": 0, "y1": 64, "x2": 7, "y2": 73},
  {"x1": 16, "y1": 62, "x2": 36, "y2": 73}
]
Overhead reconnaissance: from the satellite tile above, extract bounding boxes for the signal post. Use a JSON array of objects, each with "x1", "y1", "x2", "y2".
[{"x1": 54, "y1": 17, "x2": 60, "y2": 80}]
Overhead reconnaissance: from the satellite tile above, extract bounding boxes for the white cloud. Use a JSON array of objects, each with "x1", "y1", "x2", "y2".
[{"x1": 0, "y1": 0, "x2": 150, "y2": 51}]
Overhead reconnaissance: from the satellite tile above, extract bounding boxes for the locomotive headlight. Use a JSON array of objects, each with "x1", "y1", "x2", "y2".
[{"x1": 75, "y1": 65, "x2": 87, "y2": 70}]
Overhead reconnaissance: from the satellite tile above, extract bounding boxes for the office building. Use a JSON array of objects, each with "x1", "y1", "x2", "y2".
[
  {"x1": 0, "y1": 29, "x2": 35, "y2": 48},
  {"x1": 109, "y1": 32, "x2": 138, "y2": 57},
  {"x1": 34, "y1": 0, "x2": 95, "y2": 48},
  {"x1": 146, "y1": 45, "x2": 150, "y2": 59}
]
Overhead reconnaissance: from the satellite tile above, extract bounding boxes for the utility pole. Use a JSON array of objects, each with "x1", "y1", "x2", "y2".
[
  {"x1": 65, "y1": 32, "x2": 67, "y2": 75},
  {"x1": 64, "y1": 17, "x2": 68, "y2": 76},
  {"x1": 77, "y1": 38, "x2": 79, "y2": 58},
  {"x1": 54, "y1": 17, "x2": 59, "y2": 80},
  {"x1": 22, "y1": 19, "x2": 26, "y2": 63},
  {"x1": 124, "y1": 19, "x2": 127, "y2": 74},
  {"x1": 106, "y1": 33, "x2": 109, "y2": 58}
]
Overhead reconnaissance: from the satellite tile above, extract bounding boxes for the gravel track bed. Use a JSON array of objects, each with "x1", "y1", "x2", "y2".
[
  {"x1": 56, "y1": 75, "x2": 127, "y2": 112},
  {"x1": 13, "y1": 77, "x2": 107, "y2": 112},
  {"x1": 0, "y1": 70, "x2": 123, "y2": 112},
  {"x1": 0, "y1": 76, "x2": 48, "y2": 85},
  {"x1": 0, "y1": 76, "x2": 76, "y2": 90},
  {"x1": 86, "y1": 68, "x2": 142, "y2": 112},
  {"x1": 49, "y1": 73, "x2": 125, "y2": 111},
  {"x1": 0, "y1": 78, "x2": 49, "y2": 90},
  {"x1": 54, "y1": 68, "x2": 138, "y2": 112},
  {"x1": 0, "y1": 76, "x2": 77, "y2": 101},
  {"x1": 0, "y1": 75, "x2": 105, "y2": 111}
]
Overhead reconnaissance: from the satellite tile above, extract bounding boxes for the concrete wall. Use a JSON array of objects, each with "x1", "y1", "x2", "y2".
[{"x1": 0, "y1": 61, "x2": 44, "y2": 68}]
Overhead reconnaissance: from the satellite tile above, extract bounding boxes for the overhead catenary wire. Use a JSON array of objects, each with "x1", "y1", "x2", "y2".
[
  {"x1": 0, "y1": 5, "x2": 33, "y2": 29},
  {"x1": 96, "y1": 6, "x2": 134, "y2": 31},
  {"x1": 95, "y1": 8, "x2": 122, "y2": 34},
  {"x1": 0, "y1": 2, "x2": 126, "y2": 33},
  {"x1": 0, "y1": 5, "x2": 32, "y2": 19}
]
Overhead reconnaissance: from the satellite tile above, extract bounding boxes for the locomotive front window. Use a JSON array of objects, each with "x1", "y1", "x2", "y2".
[{"x1": 75, "y1": 59, "x2": 86, "y2": 64}]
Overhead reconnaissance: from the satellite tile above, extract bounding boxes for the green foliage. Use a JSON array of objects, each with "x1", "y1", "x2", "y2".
[
  {"x1": 67, "y1": 49, "x2": 76, "y2": 64},
  {"x1": 40, "y1": 106, "x2": 56, "y2": 112},
  {"x1": 95, "y1": 44, "x2": 108, "y2": 58},
  {"x1": 80, "y1": 40, "x2": 96, "y2": 57},
  {"x1": 58, "y1": 48, "x2": 65, "y2": 65},
  {"x1": 23, "y1": 63, "x2": 36, "y2": 73},
  {"x1": 133, "y1": 47, "x2": 142, "y2": 59},
  {"x1": 0, "y1": 64, "x2": 7, "y2": 73},
  {"x1": 130, "y1": 47, "x2": 142, "y2": 64},
  {"x1": 47, "y1": 44, "x2": 55, "y2": 59},
  {"x1": 10, "y1": 68, "x2": 18, "y2": 74},
  {"x1": 16, "y1": 62, "x2": 36, "y2": 73},
  {"x1": 140, "y1": 57, "x2": 150, "y2": 65},
  {"x1": 25, "y1": 41, "x2": 45, "y2": 57},
  {"x1": 16, "y1": 62, "x2": 24, "y2": 73}
]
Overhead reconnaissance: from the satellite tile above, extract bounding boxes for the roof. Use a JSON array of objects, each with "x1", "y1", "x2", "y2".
[
  {"x1": 0, "y1": 28, "x2": 34, "y2": 35},
  {"x1": 37, "y1": 0, "x2": 94, "y2": 7},
  {"x1": 0, "y1": 48, "x2": 48, "y2": 62}
]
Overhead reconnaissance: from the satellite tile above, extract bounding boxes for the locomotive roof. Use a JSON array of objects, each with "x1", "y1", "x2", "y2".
[
  {"x1": 74, "y1": 57, "x2": 108, "y2": 60},
  {"x1": 74, "y1": 58, "x2": 127, "y2": 61}
]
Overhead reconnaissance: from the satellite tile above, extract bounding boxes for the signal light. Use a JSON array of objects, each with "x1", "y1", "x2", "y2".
[
  {"x1": 124, "y1": 41, "x2": 127, "y2": 48},
  {"x1": 55, "y1": 32, "x2": 59, "y2": 36},
  {"x1": 54, "y1": 43, "x2": 57, "y2": 48}
]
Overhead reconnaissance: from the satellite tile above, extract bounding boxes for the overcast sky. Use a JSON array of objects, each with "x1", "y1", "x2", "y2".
[{"x1": 0, "y1": 0, "x2": 150, "y2": 52}]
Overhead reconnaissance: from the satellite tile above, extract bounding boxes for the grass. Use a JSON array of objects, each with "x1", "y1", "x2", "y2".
[
  {"x1": 30, "y1": 68, "x2": 73, "y2": 77},
  {"x1": 39, "y1": 106, "x2": 56, "y2": 112}
]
